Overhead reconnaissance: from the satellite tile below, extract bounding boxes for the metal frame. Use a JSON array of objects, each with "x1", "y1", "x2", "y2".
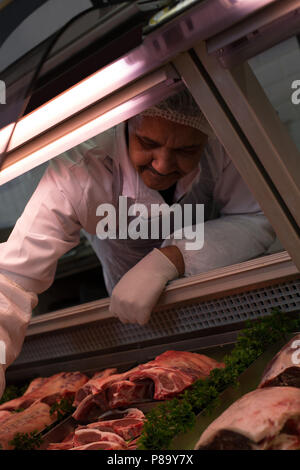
[
  {"x1": 206, "y1": 0, "x2": 300, "y2": 67},
  {"x1": 0, "y1": 64, "x2": 182, "y2": 182},
  {"x1": 172, "y1": 44, "x2": 300, "y2": 270},
  {"x1": 27, "y1": 251, "x2": 298, "y2": 336},
  {"x1": 2, "y1": 0, "x2": 300, "y2": 371}
]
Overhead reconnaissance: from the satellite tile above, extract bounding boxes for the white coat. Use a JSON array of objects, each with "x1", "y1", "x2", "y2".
[
  {"x1": 0, "y1": 123, "x2": 276, "y2": 295},
  {"x1": 0, "y1": 123, "x2": 276, "y2": 380}
]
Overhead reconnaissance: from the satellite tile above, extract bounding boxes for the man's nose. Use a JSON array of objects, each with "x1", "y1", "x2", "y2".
[{"x1": 151, "y1": 148, "x2": 176, "y2": 175}]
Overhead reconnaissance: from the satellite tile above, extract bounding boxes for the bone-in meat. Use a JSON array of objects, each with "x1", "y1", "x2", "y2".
[
  {"x1": 195, "y1": 387, "x2": 300, "y2": 450},
  {"x1": 259, "y1": 334, "x2": 300, "y2": 388},
  {"x1": 0, "y1": 372, "x2": 89, "y2": 412},
  {"x1": 47, "y1": 408, "x2": 145, "y2": 450},
  {"x1": 0, "y1": 401, "x2": 57, "y2": 450},
  {"x1": 73, "y1": 351, "x2": 224, "y2": 421}
]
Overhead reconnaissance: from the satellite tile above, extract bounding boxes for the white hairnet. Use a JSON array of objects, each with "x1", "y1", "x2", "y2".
[{"x1": 140, "y1": 90, "x2": 214, "y2": 137}]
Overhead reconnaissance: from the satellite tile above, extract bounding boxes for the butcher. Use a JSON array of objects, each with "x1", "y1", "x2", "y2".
[{"x1": 0, "y1": 90, "x2": 276, "y2": 396}]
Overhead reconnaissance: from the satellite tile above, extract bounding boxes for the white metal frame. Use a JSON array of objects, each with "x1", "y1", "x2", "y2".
[
  {"x1": 1, "y1": 0, "x2": 298, "y2": 336},
  {"x1": 173, "y1": 43, "x2": 300, "y2": 269},
  {"x1": 27, "y1": 251, "x2": 298, "y2": 336}
]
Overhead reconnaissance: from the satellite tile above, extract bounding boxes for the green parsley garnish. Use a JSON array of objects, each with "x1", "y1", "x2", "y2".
[
  {"x1": 9, "y1": 431, "x2": 44, "y2": 450},
  {"x1": 50, "y1": 397, "x2": 75, "y2": 422}
]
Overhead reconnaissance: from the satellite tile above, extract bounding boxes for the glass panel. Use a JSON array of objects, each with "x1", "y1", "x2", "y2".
[
  {"x1": 0, "y1": 0, "x2": 132, "y2": 165},
  {"x1": 248, "y1": 35, "x2": 300, "y2": 151},
  {"x1": 0, "y1": 88, "x2": 282, "y2": 316}
]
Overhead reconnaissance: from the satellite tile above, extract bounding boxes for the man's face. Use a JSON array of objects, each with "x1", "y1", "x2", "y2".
[{"x1": 128, "y1": 116, "x2": 208, "y2": 191}]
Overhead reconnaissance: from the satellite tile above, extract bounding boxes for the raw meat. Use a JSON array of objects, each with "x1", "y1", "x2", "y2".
[
  {"x1": 84, "y1": 408, "x2": 145, "y2": 440},
  {"x1": 0, "y1": 401, "x2": 57, "y2": 450},
  {"x1": 23, "y1": 377, "x2": 49, "y2": 395},
  {"x1": 195, "y1": 387, "x2": 300, "y2": 450},
  {"x1": 259, "y1": 334, "x2": 300, "y2": 388},
  {"x1": 0, "y1": 411, "x2": 11, "y2": 424},
  {"x1": 74, "y1": 368, "x2": 117, "y2": 405},
  {"x1": 47, "y1": 432, "x2": 75, "y2": 450},
  {"x1": 127, "y1": 437, "x2": 140, "y2": 450},
  {"x1": 47, "y1": 408, "x2": 145, "y2": 450},
  {"x1": 70, "y1": 441, "x2": 127, "y2": 450},
  {"x1": 0, "y1": 372, "x2": 88, "y2": 411},
  {"x1": 73, "y1": 351, "x2": 224, "y2": 421},
  {"x1": 73, "y1": 428, "x2": 126, "y2": 447}
]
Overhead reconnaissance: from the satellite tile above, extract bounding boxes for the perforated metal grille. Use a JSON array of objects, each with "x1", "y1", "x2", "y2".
[{"x1": 14, "y1": 279, "x2": 300, "y2": 366}]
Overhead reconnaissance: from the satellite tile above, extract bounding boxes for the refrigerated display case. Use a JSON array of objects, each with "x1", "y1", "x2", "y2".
[{"x1": 0, "y1": 0, "x2": 299, "y2": 450}]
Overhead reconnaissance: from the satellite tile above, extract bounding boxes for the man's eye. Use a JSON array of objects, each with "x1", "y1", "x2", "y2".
[
  {"x1": 138, "y1": 137, "x2": 158, "y2": 148},
  {"x1": 179, "y1": 147, "x2": 199, "y2": 155}
]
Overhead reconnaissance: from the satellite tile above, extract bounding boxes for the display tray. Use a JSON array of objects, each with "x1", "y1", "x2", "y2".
[
  {"x1": 170, "y1": 333, "x2": 298, "y2": 450},
  {"x1": 38, "y1": 333, "x2": 299, "y2": 450},
  {"x1": 38, "y1": 341, "x2": 235, "y2": 450}
]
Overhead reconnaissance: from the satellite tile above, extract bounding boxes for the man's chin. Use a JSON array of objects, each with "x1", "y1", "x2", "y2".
[
  {"x1": 143, "y1": 177, "x2": 176, "y2": 191},
  {"x1": 141, "y1": 171, "x2": 178, "y2": 191}
]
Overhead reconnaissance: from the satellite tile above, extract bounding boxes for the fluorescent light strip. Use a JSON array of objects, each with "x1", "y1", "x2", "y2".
[
  {"x1": 0, "y1": 78, "x2": 183, "y2": 185},
  {"x1": 0, "y1": 56, "x2": 145, "y2": 154},
  {"x1": 0, "y1": 123, "x2": 14, "y2": 154},
  {"x1": 0, "y1": 0, "x2": 274, "y2": 155}
]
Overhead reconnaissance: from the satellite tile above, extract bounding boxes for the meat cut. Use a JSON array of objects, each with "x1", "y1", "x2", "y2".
[
  {"x1": 84, "y1": 408, "x2": 145, "y2": 440},
  {"x1": 47, "y1": 408, "x2": 145, "y2": 450},
  {"x1": 259, "y1": 334, "x2": 300, "y2": 388},
  {"x1": 195, "y1": 387, "x2": 300, "y2": 450},
  {"x1": 0, "y1": 372, "x2": 88, "y2": 412},
  {"x1": 0, "y1": 401, "x2": 58, "y2": 450},
  {"x1": 73, "y1": 351, "x2": 224, "y2": 421},
  {"x1": 74, "y1": 368, "x2": 117, "y2": 405}
]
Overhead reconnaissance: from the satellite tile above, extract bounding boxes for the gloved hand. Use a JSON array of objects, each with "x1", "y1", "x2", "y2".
[
  {"x1": 109, "y1": 248, "x2": 179, "y2": 325},
  {"x1": 0, "y1": 273, "x2": 37, "y2": 399}
]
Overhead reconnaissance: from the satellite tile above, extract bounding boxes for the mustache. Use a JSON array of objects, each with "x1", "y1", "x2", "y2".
[{"x1": 142, "y1": 164, "x2": 181, "y2": 178}]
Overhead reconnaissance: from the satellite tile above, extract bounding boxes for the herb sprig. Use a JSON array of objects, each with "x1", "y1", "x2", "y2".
[
  {"x1": 0, "y1": 383, "x2": 28, "y2": 405},
  {"x1": 9, "y1": 431, "x2": 44, "y2": 450},
  {"x1": 50, "y1": 396, "x2": 75, "y2": 421},
  {"x1": 138, "y1": 309, "x2": 300, "y2": 450}
]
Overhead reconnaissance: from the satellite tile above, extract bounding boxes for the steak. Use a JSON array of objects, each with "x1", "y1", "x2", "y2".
[
  {"x1": 73, "y1": 351, "x2": 224, "y2": 421},
  {"x1": 195, "y1": 387, "x2": 300, "y2": 450},
  {"x1": 73, "y1": 368, "x2": 117, "y2": 405},
  {"x1": 0, "y1": 411, "x2": 12, "y2": 424},
  {"x1": 259, "y1": 334, "x2": 300, "y2": 388},
  {"x1": 84, "y1": 408, "x2": 145, "y2": 440},
  {"x1": 47, "y1": 408, "x2": 145, "y2": 450},
  {"x1": 0, "y1": 401, "x2": 57, "y2": 450},
  {"x1": 0, "y1": 372, "x2": 88, "y2": 411},
  {"x1": 70, "y1": 441, "x2": 127, "y2": 450},
  {"x1": 73, "y1": 428, "x2": 126, "y2": 447}
]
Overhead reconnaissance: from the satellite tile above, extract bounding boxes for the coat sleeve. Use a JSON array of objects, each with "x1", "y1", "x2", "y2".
[
  {"x1": 0, "y1": 158, "x2": 82, "y2": 294},
  {"x1": 162, "y1": 213, "x2": 276, "y2": 277},
  {"x1": 0, "y1": 157, "x2": 83, "y2": 394},
  {"x1": 0, "y1": 141, "x2": 115, "y2": 390},
  {"x1": 161, "y1": 141, "x2": 276, "y2": 276}
]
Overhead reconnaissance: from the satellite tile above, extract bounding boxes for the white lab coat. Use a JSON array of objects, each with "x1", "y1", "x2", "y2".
[
  {"x1": 0, "y1": 122, "x2": 275, "y2": 294},
  {"x1": 0, "y1": 123, "x2": 276, "y2": 376}
]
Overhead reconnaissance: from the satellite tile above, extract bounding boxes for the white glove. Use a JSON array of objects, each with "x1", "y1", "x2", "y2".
[
  {"x1": 109, "y1": 248, "x2": 179, "y2": 326},
  {"x1": 0, "y1": 273, "x2": 37, "y2": 399}
]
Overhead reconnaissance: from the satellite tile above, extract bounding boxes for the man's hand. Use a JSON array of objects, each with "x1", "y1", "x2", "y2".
[{"x1": 109, "y1": 247, "x2": 183, "y2": 325}]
